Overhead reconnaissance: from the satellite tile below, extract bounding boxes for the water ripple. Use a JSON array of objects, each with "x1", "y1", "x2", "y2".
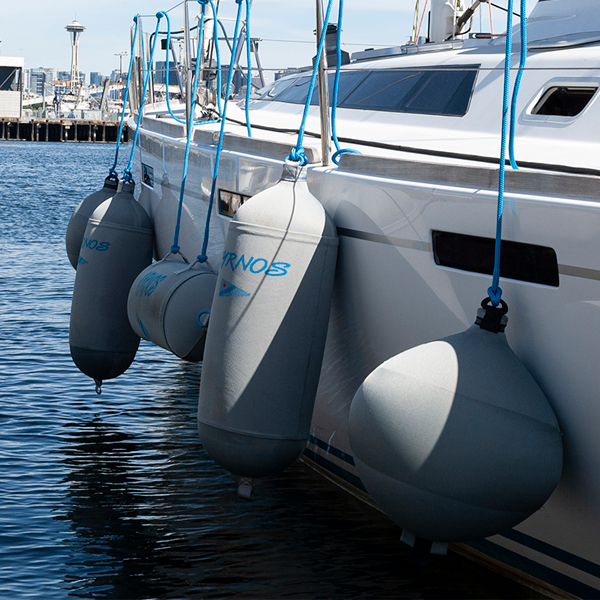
[{"x1": 0, "y1": 142, "x2": 540, "y2": 599}]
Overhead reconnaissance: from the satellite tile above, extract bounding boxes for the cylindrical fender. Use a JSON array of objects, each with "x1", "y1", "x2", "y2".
[
  {"x1": 69, "y1": 181, "x2": 153, "y2": 389},
  {"x1": 65, "y1": 174, "x2": 119, "y2": 269},
  {"x1": 198, "y1": 164, "x2": 339, "y2": 478},
  {"x1": 128, "y1": 258, "x2": 218, "y2": 362}
]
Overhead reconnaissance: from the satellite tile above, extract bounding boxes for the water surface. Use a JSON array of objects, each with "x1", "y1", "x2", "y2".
[{"x1": 0, "y1": 141, "x2": 541, "y2": 599}]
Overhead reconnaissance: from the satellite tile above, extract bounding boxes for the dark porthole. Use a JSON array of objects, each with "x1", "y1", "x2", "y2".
[
  {"x1": 432, "y1": 231, "x2": 559, "y2": 287},
  {"x1": 532, "y1": 86, "x2": 597, "y2": 117}
]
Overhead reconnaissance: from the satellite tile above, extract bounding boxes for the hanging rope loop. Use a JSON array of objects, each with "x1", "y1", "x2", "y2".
[
  {"x1": 286, "y1": 0, "x2": 335, "y2": 165},
  {"x1": 122, "y1": 15, "x2": 163, "y2": 185},
  {"x1": 196, "y1": 0, "x2": 245, "y2": 264},
  {"x1": 171, "y1": 2, "x2": 208, "y2": 256},
  {"x1": 109, "y1": 16, "x2": 139, "y2": 178},
  {"x1": 332, "y1": 148, "x2": 360, "y2": 165},
  {"x1": 331, "y1": 0, "x2": 360, "y2": 163}
]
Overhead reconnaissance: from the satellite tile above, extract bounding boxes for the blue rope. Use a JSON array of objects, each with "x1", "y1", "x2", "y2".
[
  {"x1": 123, "y1": 14, "x2": 164, "y2": 184},
  {"x1": 331, "y1": 0, "x2": 360, "y2": 166},
  {"x1": 509, "y1": 0, "x2": 527, "y2": 170},
  {"x1": 488, "y1": 0, "x2": 515, "y2": 307},
  {"x1": 286, "y1": 0, "x2": 335, "y2": 166},
  {"x1": 209, "y1": 0, "x2": 223, "y2": 116},
  {"x1": 197, "y1": 0, "x2": 245, "y2": 263},
  {"x1": 171, "y1": 2, "x2": 208, "y2": 255},
  {"x1": 109, "y1": 17, "x2": 139, "y2": 177},
  {"x1": 162, "y1": 5, "x2": 221, "y2": 127},
  {"x1": 244, "y1": 0, "x2": 252, "y2": 137}
]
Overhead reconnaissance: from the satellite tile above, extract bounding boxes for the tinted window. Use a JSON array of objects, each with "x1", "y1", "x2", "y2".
[
  {"x1": 253, "y1": 77, "x2": 296, "y2": 100},
  {"x1": 269, "y1": 65, "x2": 478, "y2": 117},
  {"x1": 402, "y1": 69, "x2": 477, "y2": 115},
  {"x1": 340, "y1": 70, "x2": 422, "y2": 110},
  {"x1": 309, "y1": 70, "x2": 370, "y2": 105},
  {"x1": 275, "y1": 76, "x2": 312, "y2": 103}
]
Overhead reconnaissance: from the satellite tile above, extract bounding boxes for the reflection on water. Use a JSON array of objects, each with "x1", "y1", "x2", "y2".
[
  {"x1": 0, "y1": 142, "x2": 541, "y2": 599},
  {"x1": 58, "y1": 419, "x2": 160, "y2": 599}
]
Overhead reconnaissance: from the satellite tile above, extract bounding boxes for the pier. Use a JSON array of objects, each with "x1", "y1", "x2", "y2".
[{"x1": 0, "y1": 118, "x2": 128, "y2": 143}]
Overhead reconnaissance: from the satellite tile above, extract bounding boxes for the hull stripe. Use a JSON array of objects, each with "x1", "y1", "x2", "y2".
[{"x1": 307, "y1": 434, "x2": 600, "y2": 594}]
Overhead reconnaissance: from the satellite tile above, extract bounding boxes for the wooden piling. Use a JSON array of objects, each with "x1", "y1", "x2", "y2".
[{"x1": 0, "y1": 118, "x2": 127, "y2": 143}]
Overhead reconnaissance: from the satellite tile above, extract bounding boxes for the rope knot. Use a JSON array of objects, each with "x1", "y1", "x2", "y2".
[
  {"x1": 235, "y1": 0, "x2": 243, "y2": 4},
  {"x1": 287, "y1": 146, "x2": 308, "y2": 166},
  {"x1": 487, "y1": 285, "x2": 503, "y2": 307},
  {"x1": 156, "y1": 11, "x2": 165, "y2": 19},
  {"x1": 197, "y1": 254, "x2": 208, "y2": 263},
  {"x1": 171, "y1": 245, "x2": 180, "y2": 255},
  {"x1": 198, "y1": 0, "x2": 209, "y2": 4}
]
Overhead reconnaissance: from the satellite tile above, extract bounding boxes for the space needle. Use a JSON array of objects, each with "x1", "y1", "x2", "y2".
[{"x1": 65, "y1": 20, "x2": 85, "y2": 93}]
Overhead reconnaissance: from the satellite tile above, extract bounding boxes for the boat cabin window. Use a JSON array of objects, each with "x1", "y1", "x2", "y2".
[
  {"x1": 531, "y1": 86, "x2": 597, "y2": 117},
  {"x1": 250, "y1": 76, "x2": 297, "y2": 101},
  {"x1": 266, "y1": 65, "x2": 479, "y2": 117}
]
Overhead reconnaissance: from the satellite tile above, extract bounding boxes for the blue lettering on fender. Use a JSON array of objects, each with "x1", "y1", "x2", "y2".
[
  {"x1": 81, "y1": 236, "x2": 111, "y2": 251},
  {"x1": 266, "y1": 262, "x2": 291, "y2": 277},
  {"x1": 221, "y1": 251, "x2": 290, "y2": 277},
  {"x1": 134, "y1": 271, "x2": 167, "y2": 297}
]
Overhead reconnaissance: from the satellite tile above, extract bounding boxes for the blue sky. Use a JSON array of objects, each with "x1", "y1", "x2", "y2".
[{"x1": 0, "y1": 0, "x2": 534, "y2": 80}]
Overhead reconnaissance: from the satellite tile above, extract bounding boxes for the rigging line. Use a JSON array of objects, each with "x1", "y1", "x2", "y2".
[
  {"x1": 416, "y1": 0, "x2": 429, "y2": 42},
  {"x1": 109, "y1": 16, "x2": 139, "y2": 178},
  {"x1": 287, "y1": 0, "x2": 335, "y2": 166},
  {"x1": 489, "y1": 1, "x2": 520, "y2": 17},
  {"x1": 123, "y1": 14, "x2": 164, "y2": 183},
  {"x1": 171, "y1": 0, "x2": 209, "y2": 256},
  {"x1": 509, "y1": 0, "x2": 527, "y2": 169},
  {"x1": 488, "y1": 0, "x2": 515, "y2": 306},
  {"x1": 331, "y1": 0, "x2": 361, "y2": 165},
  {"x1": 259, "y1": 38, "x2": 392, "y2": 47},
  {"x1": 162, "y1": 10, "x2": 220, "y2": 126},
  {"x1": 197, "y1": 0, "x2": 245, "y2": 264},
  {"x1": 244, "y1": 0, "x2": 252, "y2": 137},
  {"x1": 138, "y1": 0, "x2": 185, "y2": 17},
  {"x1": 411, "y1": 0, "x2": 420, "y2": 43}
]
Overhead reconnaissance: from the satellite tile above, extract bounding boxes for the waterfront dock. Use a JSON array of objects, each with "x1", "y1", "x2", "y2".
[{"x1": 0, "y1": 118, "x2": 127, "y2": 143}]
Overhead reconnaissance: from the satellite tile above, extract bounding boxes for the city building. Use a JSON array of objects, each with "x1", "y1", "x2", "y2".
[
  {"x1": 90, "y1": 72, "x2": 103, "y2": 86},
  {"x1": 154, "y1": 61, "x2": 179, "y2": 86},
  {"x1": 28, "y1": 67, "x2": 55, "y2": 95}
]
